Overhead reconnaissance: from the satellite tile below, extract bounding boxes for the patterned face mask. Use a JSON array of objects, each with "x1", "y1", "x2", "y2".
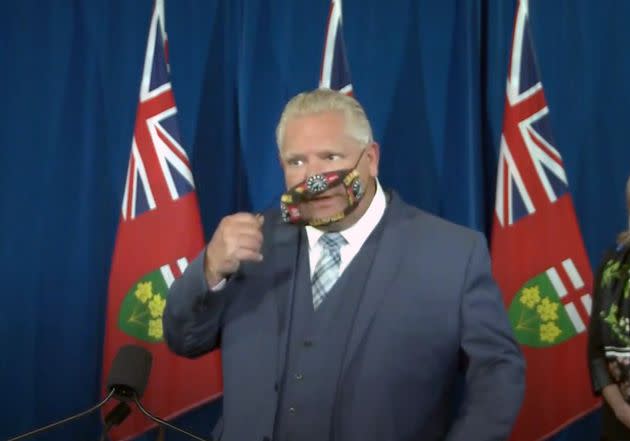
[{"x1": 280, "y1": 150, "x2": 366, "y2": 227}]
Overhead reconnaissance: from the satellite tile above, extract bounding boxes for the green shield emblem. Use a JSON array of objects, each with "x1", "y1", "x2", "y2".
[
  {"x1": 508, "y1": 269, "x2": 580, "y2": 348},
  {"x1": 118, "y1": 267, "x2": 171, "y2": 343}
]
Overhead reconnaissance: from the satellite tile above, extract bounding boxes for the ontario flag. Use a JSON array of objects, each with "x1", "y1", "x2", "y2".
[
  {"x1": 319, "y1": 0, "x2": 353, "y2": 95},
  {"x1": 490, "y1": 1, "x2": 599, "y2": 439},
  {"x1": 101, "y1": 1, "x2": 222, "y2": 439}
]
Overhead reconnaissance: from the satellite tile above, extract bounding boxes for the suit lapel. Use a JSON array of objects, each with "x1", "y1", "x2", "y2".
[
  {"x1": 266, "y1": 218, "x2": 301, "y2": 382},
  {"x1": 339, "y1": 193, "x2": 408, "y2": 376}
]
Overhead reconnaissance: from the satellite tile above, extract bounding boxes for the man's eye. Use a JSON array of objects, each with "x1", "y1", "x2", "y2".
[
  {"x1": 327, "y1": 154, "x2": 341, "y2": 161},
  {"x1": 287, "y1": 158, "x2": 304, "y2": 166}
]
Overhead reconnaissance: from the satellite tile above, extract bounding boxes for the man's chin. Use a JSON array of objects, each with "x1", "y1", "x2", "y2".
[
  {"x1": 301, "y1": 206, "x2": 346, "y2": 222},
  {"x1": 307, "y1": 209, "x2": 342, "y2": 219},
  {"x1": 306, "y1": 196, "x2": 344, "y2": 208}
]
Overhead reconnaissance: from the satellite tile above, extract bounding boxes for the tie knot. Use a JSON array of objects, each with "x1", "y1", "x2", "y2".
[{"x1": 319, "y1": 232, "x2": 347, "y2": 252}]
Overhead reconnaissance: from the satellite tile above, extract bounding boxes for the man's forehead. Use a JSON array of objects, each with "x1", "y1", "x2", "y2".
[{"x1": 282, "y1": 136, "x2": 359, "y2": 154}]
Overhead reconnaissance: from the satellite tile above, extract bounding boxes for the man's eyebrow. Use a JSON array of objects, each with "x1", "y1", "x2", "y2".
[{"x1": 281, "y1": 152, "x2": 305, "y2": 159}]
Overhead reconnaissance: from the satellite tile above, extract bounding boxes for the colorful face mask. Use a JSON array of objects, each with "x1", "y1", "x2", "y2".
[{"x1": 280, "y1": 151, "x2": 366, "y2": 226}]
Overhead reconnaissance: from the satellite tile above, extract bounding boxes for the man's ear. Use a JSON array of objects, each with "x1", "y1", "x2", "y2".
[
  {"x1": 277, "y1": 151, "x2": 286, "y2": 170},
  {"x1": 366, "y1": 142, "x2": 380, "y2": 177}
]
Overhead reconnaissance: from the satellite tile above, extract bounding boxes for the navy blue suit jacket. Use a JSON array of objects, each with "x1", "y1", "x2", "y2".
[{"x1": 163, "y1": 192, "x2": 525, "y2": 441}]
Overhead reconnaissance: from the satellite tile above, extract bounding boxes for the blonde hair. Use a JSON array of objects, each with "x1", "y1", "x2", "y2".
[
  {"x1": 618, "y1": 176, "x2": 630, "y2": 246},
  {"x1": 275, "y1": 88, "x2": 373, "y2": 151}
]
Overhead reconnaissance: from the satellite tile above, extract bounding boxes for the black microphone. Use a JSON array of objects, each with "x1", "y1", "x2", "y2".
[
  {"x1": 106, "y1": 344, "x2": 153, "y2": 402},
  {"x1": 105, "y1": 345, "x2": 211, "y2": 441},
  {"x1": 4, "y1": 343, "x2": 148, "y2": 441}
]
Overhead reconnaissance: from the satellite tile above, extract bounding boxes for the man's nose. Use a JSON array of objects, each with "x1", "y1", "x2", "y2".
[
  {"x1": 304, "y1": 161, "x2": 325, "y2": 179},
  {"x1": 306, "y1": 157, "x2": 335, "y2": 178}
]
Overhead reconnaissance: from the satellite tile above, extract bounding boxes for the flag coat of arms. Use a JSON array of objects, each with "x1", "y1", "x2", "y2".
[
  {"x1": 490, "y1": 1, "x2": 599, "y2": 439},
  {"x1": 101, "y1": 1, "x2": 222, "y2": 439}
]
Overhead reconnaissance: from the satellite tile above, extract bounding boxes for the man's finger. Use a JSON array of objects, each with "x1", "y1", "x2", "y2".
[
  {"x1": 228, "y1": 213, "x2": 263, "y2": 228},
  {"x1": 224, "y1": 229, "x2": 263, "y2": 249},
  {"x1": 235, "y1": 235, "x2": 263, "y2": 253},
  {"x1": 234, "y1": 248, "x2": 264, "y2": 263}
]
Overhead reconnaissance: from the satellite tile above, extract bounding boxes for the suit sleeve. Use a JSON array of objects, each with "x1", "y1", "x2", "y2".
[
  {"x1": 162, "y1": 249, "x2": 233, "y2": 358},
  {"x1": 445, "y1": 233, "x2": 526, "y2": 441},
  {"x1": 587, "y1": 255, "x2": 614, "y2": 394}
]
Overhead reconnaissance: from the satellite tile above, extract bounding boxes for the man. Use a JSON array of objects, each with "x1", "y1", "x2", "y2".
[{"x1": 163, "y1": 89, "x2": 525, "y2": 441}]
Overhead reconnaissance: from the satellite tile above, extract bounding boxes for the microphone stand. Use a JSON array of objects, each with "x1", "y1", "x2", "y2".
[
  {"x1": 6, "y1": 385, "x2": 211, "y2": 441},
  {"x1": 98, "y1": 402, "x2": 131, "y2": 441},
  {"x1": 131, "y1": 393, "x2": 209, "y2": 441},
  {"x1": 6, "y1": 389, "x2": 116, "y2": 441}
]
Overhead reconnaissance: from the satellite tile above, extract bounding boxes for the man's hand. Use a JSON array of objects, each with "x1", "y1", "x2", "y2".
[{"x1": 204, "y1": 213, "x2": 264, "y2": 287}]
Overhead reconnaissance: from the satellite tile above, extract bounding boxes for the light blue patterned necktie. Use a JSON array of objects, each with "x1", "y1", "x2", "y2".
[{"x1": 311, "y1": 232, "x2": 347, "y2": 310}]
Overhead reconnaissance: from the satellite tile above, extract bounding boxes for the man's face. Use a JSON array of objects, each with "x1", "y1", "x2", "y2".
[{"x1": 279, "y1": 110, "x2": 379, "y2": 227}]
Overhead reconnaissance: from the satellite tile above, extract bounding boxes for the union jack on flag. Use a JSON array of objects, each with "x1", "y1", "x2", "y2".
[
  {"x1": 121, "y1": 3, "x2": 194, "y2": 220},
  {"x1": 494, "y1": 0, "x2": 568, "y2": 227},
  {"x1": 319, "y1": 0, "x2": 353, "y2": 95}
]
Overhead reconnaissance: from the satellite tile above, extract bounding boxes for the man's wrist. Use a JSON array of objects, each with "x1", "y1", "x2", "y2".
[
  {"x1": 204, "y1": 265, "x2": 225, "y2": 288},
  {"x1": 203, "y1": 246, "x2": 225, "y2": 288}
]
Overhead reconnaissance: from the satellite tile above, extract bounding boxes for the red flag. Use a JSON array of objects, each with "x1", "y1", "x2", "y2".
[
  {"x1": 101, "y1": 1, "x2": 222, "y2": 439},
  {"x1": 490, "y1": 1, "x2": 599, "y2": 439}
]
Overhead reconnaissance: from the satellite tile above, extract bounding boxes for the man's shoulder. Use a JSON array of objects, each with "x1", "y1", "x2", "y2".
[{"x1": 389, "y1": 192, "x2": 484, "y2": 247}]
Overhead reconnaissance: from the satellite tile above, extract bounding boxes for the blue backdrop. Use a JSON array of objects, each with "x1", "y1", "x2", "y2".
[{"x1": 2, "y1": 0, "x2": 629, "y2": 439}]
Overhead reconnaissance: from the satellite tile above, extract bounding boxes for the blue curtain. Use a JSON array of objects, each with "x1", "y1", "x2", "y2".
[{"x1": 2, "y1": 0, "x2": 629, "y2": 439}]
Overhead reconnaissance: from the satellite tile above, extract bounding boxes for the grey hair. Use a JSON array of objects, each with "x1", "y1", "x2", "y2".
[
  {"x1": 275, "y1": 88, "x2": 373, "y2": 152},
  {"x1": 618, "y1": 175, "x2": 630, "y2": 246}
]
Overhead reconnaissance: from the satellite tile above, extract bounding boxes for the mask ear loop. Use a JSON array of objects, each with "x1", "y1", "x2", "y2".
[{"x1": 343, "y1": 145, "x2": 368, "y2": 202}]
